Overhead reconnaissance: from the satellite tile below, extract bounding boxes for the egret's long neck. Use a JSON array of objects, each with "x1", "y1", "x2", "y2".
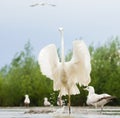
[{"x1": 59, "y1": 28, "x2": 65, "y2": 65}]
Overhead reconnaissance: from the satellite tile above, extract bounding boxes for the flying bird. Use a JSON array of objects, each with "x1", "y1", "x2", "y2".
[
  {"x1": 38, "y1": 27, "x2": 91, "y2": 113},
  {"x1": 24, "y1": 94, "x2": 30, "y2": 107},
  {"x1": 30, "y1": 3, "x2": 39, "y2": 7},
  {"x1": 85, "y1": 86, "x2": 116, "y2": 111},
  {"x1": 30, "y1": 2, "x2": 56, "y2": 7}
]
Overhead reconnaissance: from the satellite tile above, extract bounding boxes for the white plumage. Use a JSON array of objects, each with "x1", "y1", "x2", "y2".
[
  {"x1": 24, "y1": 94, "x2": 30, "y2": 106},
  {"x1": 44, "y1": 97, "x2": 51, "y2": 106},
  {"x1": 85, "y1": 86, "x2": 116, "y2": 110},
  {"x1": 38, "y1": 27, "x2": 91, "y2": 113},
  {"x1": 30, "y1": 2, "x2": 56, "y2": 7}
]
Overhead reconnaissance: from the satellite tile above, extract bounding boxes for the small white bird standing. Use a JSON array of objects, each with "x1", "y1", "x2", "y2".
[
  {"x1": 85, "y1": 86, "x2": 116, "y2": 111},
  {"x1": 44, "y1": 97, "x2": 51, "y2": 106},
  {"x1": 38, "y1": 27, "x2": 91, "y2": 113},
  {"x1": 24, "y1": 94, "x2": 30, "y2": 107}
]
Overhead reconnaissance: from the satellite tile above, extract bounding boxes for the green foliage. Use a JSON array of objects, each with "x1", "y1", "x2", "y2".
[
  {"x1": 0, "y1": 41, "x2": 53, "y2": 106},
  {"x1": 90, "y1": 37, "x2": 120, "y2": 105},
  {"x1": 0, "y1": 38, "x2": 120, "y2": 106}
]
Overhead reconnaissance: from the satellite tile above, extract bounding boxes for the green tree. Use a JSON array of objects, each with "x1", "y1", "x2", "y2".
[
  {"x1": 0, "y1": 38, "x2": 120, "y2": 106},
  {"x1": 90, "y1": 37, "x2": 120, "y2": 105}
]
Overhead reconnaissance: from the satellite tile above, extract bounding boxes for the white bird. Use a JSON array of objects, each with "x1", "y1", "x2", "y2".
[
  {"x1": 24, "y1": 94, "x2": 30, "y2": 107},
  {"x1": 85, "y1": 86, "x2": 116, "y2": 111},
  {"x1": 38, "y1": 27, "x2": 91, "y2": 113},
  {"x1": 30, "y1": 3, "x2": 39, "y2": 7},
  {"x1": 30, "y1": 2, "x2": 56, "y2": 7},
  {"x1": 44, "y1": 97, "x2": 51, "y2": 106}
]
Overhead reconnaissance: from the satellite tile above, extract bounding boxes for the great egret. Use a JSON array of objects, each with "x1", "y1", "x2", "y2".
[
  {"x1": 85, "y1": 86, "x2": 116, "y2": 111},
  {"x1": 44, "y1": 97, "x2": 51, "y2": 106},
  {"x1": 38, "y1": 27, "x2": 91, "y2": 113},
  {"x1": 24, "y1": 94, "x2": 30, "y2": 107}
]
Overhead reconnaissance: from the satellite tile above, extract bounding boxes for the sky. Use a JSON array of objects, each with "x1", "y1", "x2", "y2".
[{"x1": 0, "y1": 0, "x2": 120, "y2": 68}]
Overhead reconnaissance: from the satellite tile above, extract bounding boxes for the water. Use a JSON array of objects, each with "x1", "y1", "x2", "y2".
[{"x1": 0, "y1": 107, "x2": 120, "y2": 118}]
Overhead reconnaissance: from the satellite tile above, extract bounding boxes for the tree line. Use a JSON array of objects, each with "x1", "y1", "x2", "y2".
[{"x1": 0, "y1": 38, "x2": 120, "y2": 106}]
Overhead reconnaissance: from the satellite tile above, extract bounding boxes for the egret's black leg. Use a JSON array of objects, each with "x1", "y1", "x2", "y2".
[{"x1": 68, "y1": 92, "x2": 71, "y2": 114}]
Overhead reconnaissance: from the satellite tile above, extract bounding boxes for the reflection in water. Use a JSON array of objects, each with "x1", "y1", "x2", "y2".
[
  {"x1": 0, "y1": 107, "x2": 120, "y2": 118},
  {"x1": 53, "y1": 114, "x2": 75, "y2": 118}
]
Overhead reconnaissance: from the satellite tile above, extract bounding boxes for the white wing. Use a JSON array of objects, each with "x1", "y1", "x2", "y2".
[
  {"x1": 38, "y1": 44, "x2": 59, "y2": 80},
  {"x1": 87, "y1": 93, "x2": 111, "y2": 105},
  {"x1": 68, "y1": 40, "x2": 91, "y2": 86}
]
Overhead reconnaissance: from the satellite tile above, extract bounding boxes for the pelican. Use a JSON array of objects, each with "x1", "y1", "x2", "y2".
[
  {"x1": 85, "y1": 86, "x2": 116, "y2": 111},
  {"x1": 38, "y1": 27, "x2": 91, "y2": 113}
]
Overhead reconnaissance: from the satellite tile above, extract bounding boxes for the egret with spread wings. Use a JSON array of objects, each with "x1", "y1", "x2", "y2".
[{"x1": 38, "y1": 27, "x2": 91, "y2": 113}]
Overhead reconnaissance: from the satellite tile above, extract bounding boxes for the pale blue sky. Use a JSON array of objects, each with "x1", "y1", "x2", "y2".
[{"x1": 0, "y1": 0, "x2": 120, "y2": 68}]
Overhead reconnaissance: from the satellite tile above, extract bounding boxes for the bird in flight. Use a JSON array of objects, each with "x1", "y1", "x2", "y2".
[
  {"x1": 30, "y1": 2, "x2": 56, "y2": 7},
  {"x1": 38, "y1": 27, "x2": 91, "y2": 114}
]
